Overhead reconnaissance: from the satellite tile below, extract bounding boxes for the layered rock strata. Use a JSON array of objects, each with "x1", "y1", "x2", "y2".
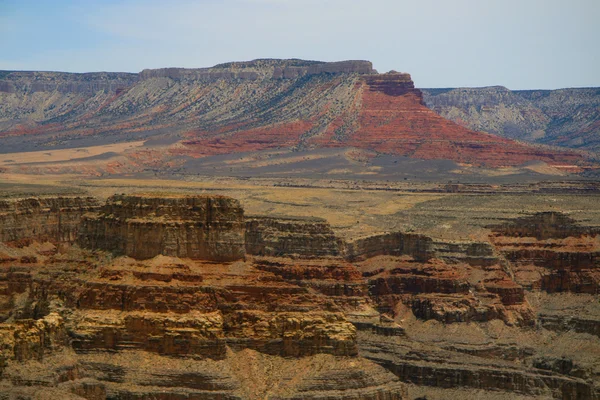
[
  {"x1": 344, "y1": 232, "x2": 435, "y2": 262},
  {"x1": 490, "y1": 212, "x2": 600, "y2": 294},
  {"x1": 1, "y1": 195, "x2": 599, "y2": 399},
  {"x1": 78, "y1": 194, "x2": 245, "y2": 261},
  {"x1": 0, "y1": 196, "x2": 100, "y2": 245},
  {"x1": 0, "y1": 59, "x2": 586, "y2": 171},
  {"x1": 422, "y1": 86, "x2": 600, "y2": 152},
  {"x1": 245, "y1": 215, "x2": 341, "y2": 257},
  {"x1": 0, "y1": 71, "x2": 137, "y2": 94},
  {"x1": 140, "y1": 59, "x2": 375, "y2": 80}
]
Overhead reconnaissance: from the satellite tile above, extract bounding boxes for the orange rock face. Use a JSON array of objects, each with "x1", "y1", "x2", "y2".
[
  {"x1": 310, "y1": 73, "x2": 583, "y2": 167},
  {"x1": 490, "y1": 212, "x2": 600, "y2": 294},
  {"x1": 1, "y1": 194, "x2": 599, "y2": 399}
]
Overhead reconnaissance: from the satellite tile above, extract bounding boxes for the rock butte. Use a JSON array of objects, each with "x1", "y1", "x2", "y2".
[
  {"x1": 0, "y1": 193, "x2": 598, "y2": 399},
  {"x1": 0, "y1": 59, "x2": 587, "y2": 175}
]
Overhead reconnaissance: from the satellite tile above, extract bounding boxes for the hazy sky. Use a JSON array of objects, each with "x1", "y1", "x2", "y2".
[{"x1": 1, "y1": 0, "x2": 598, "y2": 89}]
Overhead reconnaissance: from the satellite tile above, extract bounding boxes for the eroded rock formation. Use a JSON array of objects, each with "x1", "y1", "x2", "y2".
[
  {"x1": 245, "y1": 215, "x2": 341, "y2": 258},
  {"x1": 1, "y1": 195, "x2": 599, "y2": 399},
  {"x1": 423, "y1": 86, "x2": 600, "y2": 152},
  {"x1": 490, "y1": 212, "x2": 600, "y2": 294},
  {"x1": 0, "y1": 196, "x2": 100, "y2": 246},
  {"x1": 78, "y1": 194, "x2": 245, "y2": 261},
  {"x1": 0, "y1": 59, "x2": 587, "y2": 171}
]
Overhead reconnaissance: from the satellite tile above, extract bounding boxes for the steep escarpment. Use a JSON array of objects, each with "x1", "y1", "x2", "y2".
[
  {"x1": 1, "y1": 193, "x2": 408, "y2": 399},
  {"x1": 490, "y1": 212, "x2": 600, "y2": 294},
  {"x1": 140, "y1": 59, "x2": 375, "y2": 80},
  {"x1": 0, "y1": 59, "x2": 586, "y2": 171},
  {"x1": 245, "y1": 215, "x2": 341, "y2": 258},
  {"x1": 0, "y1": 71, "x2": 137, "y2": 95},
  {"x1": 423, "y1": 86, "x2": 600, "y2": 152},
  {"x1": 78, "y1": 194, "x2": 245, "y2": 261},
  {"x1": 1, "y1": 193, "x2": 599, "y2": 399},
  {"x1": 0, "y1": 196, "x2": 100, "y2": 245}
]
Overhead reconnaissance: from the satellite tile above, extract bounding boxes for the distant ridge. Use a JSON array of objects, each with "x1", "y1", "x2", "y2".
[{"x1": 0, "y1": 59, "x2": 587, "y2": 173}]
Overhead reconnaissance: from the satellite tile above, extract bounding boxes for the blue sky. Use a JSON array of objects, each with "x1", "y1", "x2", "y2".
[{"x1": 0, "y1": 0, "x2": 598, "y2": 89}]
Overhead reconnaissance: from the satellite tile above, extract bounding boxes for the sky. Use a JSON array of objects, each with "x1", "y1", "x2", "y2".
[{"x1": 0, "y1": 0, "x2": 598, "y2": 89}]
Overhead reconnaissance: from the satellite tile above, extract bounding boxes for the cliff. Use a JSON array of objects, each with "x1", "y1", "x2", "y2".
[
  {"x1": 344, "y1": 231, "x2": 435, "y2": 262},
  {"x1": 490, "y1": 212, "x2": 600, "y2": 294},
  {"x1": 1, "y1": 193, "x2": 599, "y2": 399},
  {"x1": 139, "y1": 59, "x2": 375, "y2": 80},
  {"x1": 423, "y1": 86, "x2": 600, "y2": 152},
  {"x1": 0, "y1": 196, "x2": 100, "y2": 246},
  {"x1": 0, "y1": 59, "x2": 586, "y2": 171},
  {"x1": 245, "y1": 216, "x2": 341, "y2": 258},
  {"x1": 0, "y1": 71, "x2": 137, "y2": 95},
  {"x1": 78, "y1": 194, "x2": 245, "y2": 261}
]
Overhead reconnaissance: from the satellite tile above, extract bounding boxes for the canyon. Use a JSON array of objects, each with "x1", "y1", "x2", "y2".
[
  {"x1": 0, "y1": 183, "x2": 598, "y2": 399},
  {"x1": 0, "y1": 58, "x2": 599, "y2": 399}
]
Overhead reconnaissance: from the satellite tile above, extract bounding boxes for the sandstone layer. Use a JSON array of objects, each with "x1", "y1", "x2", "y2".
[
  {"x1": 78, "y1": 194, "x2": 245, "y2": 261},
  {"x1": 0, "y1": 193, "x2": 598, "y2": 399},
  {"x1": 423, "y1": 86, "x2": 600, "y2": 152}
]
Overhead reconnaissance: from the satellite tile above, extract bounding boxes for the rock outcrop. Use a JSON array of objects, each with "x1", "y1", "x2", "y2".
[
  {"x1": 0, "y1": 71, "x2": 137, "y2": 94},
  {"x1": 1, "y1": 194, "x2": 599, "y2": 399},
  {"x1": 245, "y1": 215, "x2": 341, "y2": 258},
  {"x1": 140, "y1": 59, "x2": 375, "y2": 81},
  {"x1": 78, "y1": 194, "x2": 245, "y2": 261},
  {"x1": 0, "y1": 59, "x2": 587, "y2": 171},
  {"x1": 490, "y1": 212, "x2": 600, "y2": 294},
  {"x1": 0, "y1": 197, "x2": 100, "y2": 246},
  {"x1": 423, "y1": 86, "x2": 600, "y2": 152},
  {"x1": 344, "y1": 232, "x2": 435, "y2": 262}
]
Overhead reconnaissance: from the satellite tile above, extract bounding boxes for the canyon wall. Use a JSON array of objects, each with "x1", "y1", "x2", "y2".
[
  {"x1": 78, "y1": 194, "x2": 245, "y2": 261},
  {"x1": 344, "y1": 232, "x2": 435, "y2": 262},
  {"x1": 245, "y1": 216, "x2": 341, "y2": 258},
  {"x1": 1, "y1": 195, "x2": 599, "y2": 399},
  {"x1": 423, "y1": 86, "x2": 600, "y2": 152},
  {"x1": 490, "y1": 212, "x2": 600, "y2": 294},
  {"x1": 0, "y1": 196, "x2": 100, "y2": 245},
  {"x1": 139, "y1": 59, "x2": 375, "y2": 81},
  {"x1": 0, "y1": 71, "x2": 137, "y2": 94},
  {"x1": 0, "y1": 59, "x2": 586, "y2": 171}
]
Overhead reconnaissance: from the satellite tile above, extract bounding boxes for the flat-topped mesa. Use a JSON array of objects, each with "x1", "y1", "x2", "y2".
[
  {"x1": 78, "y1": 194, "x2": 245, "y2": 261},
  {"x1": 363, "y1": 71, "x2": 422, "y2": 98},
  {"x1": 139, "y1": 59, "x2": 375, "y2": 81}
]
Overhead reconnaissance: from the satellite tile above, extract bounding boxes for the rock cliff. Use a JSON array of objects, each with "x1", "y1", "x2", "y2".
[
  {"x1": 245, "y1": 215, "x2": 341, "y2": 258},
  {"x1": 140, "y1": 59, "x2": 375, "y2": 80},
  {"x1": 490, "y1": 212, "x2": 600, "y2": 294},
  {"x1": 1, "y1": 193, "x2": 599, "y2": 399},
  {"x1": 423, "y1": 86, "x2": 600, "y2": 152},
  {"x1": 0, "y1": 71, "x2": 137, "y2": 95},
  {"x1": 0, "y1": 196, "x2": 100, "y2": 246},
  {"x1": 78, "y1": 194, "x2": 245, "y2": 261},
  {"x1": 0, "y1": 59, "x2": 586, "y2": 171}
]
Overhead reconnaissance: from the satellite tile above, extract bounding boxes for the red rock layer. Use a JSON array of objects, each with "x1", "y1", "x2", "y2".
[
  {"x1": 180, "y1": 120, "x2": 314, "y2": 157},
  {"x1": 310, "y1": 74, "x2": 583, "y2": 167},
  {"x1": 490, "y1": 212, "x2": 600, "y2": 294}
]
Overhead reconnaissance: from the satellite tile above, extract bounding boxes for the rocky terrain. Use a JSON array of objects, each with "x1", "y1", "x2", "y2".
[
  {"x1": 1, "y1": 58, "x2": 599, "y2": 399},
  {"x1": 0, "y1": 59, "x2": 589, "y2": 178},
  {"x1": 423, "y1": 87, "x2": 600, "y2": 152},
  {"x1": 0, "y1": 188, "x2": 598, "y2": 399}
]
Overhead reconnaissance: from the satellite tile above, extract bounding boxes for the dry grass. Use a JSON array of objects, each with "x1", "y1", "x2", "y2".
[{"x1": 0, "y1": 141, "x2": 145, "y2": 165}]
